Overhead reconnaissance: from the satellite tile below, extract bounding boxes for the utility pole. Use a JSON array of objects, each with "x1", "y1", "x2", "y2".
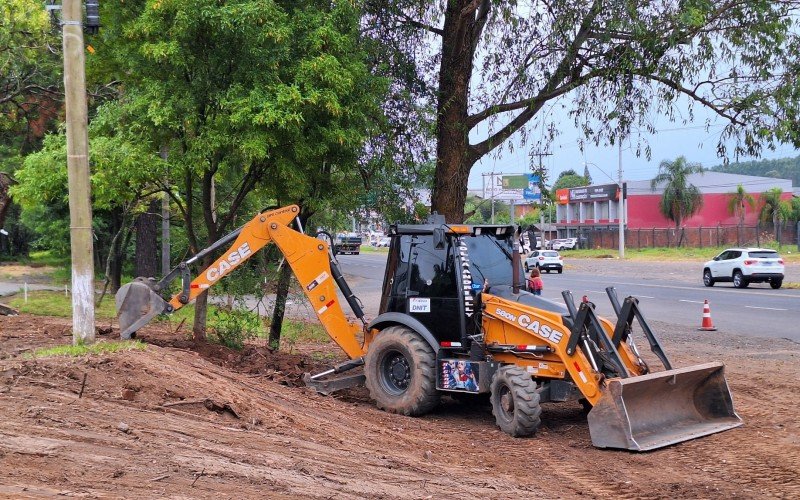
[
  {"x1": 62, "y1": 0, "x2": 95, "y2": 344},
  {"x1": 618, "y1": 141, "x2": 625, "y2": 259},
  {"x1": 531, "y1": 151, "x2": 551, "y2": 237}
]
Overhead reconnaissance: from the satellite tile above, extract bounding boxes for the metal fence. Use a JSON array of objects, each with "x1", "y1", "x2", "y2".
[{"x1": 573, "y1": 222, "x2": 800, "y2": 250}]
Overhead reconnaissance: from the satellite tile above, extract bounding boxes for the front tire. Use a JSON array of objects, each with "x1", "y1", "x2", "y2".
[
  {"x1": 365, "y1": 326, "x2": 440, "y2": 416},
  {"x1": 771, "y1": 279, "x2": 783, "y2": 289},
  {"x1": 703, "y1": 269, "x2": 715, "y2": 287},
  {"x1": 490, "y1": 366, "x2": 541, "y2": 437},
  {"x1": 733, "y1": 270, "x2": 748, "y2": 288}
]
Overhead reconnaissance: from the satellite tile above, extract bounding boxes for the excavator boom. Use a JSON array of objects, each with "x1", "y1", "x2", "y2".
[{"x1": 115, "y1": 205, "x2": 365, "y2": 359}]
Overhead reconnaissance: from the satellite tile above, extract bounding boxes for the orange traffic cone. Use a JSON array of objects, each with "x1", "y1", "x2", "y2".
[{"x1": 699, "y1": 299, "x2": 717, "y2": 331}]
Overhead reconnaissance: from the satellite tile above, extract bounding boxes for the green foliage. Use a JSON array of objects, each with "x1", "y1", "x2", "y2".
[
  {"x1": 726, "y1": 184, "x2": 756, "y2": 226},
  {"x1": 650, "y1": 156, "x2": 705, "y2": 231},
  {"x1": 208, "y1": 307, "x2": 264, "y2": 350},
  {"x1": 711, "y1": 156, "x2": 800, "y2": 185},
  {"x1": 553, "y1": 174, "x2": 589, "y2": 192},
  {"x1": 26, "y1": 340, "x2": 146, "y2": 359},
  {"x1": 0, "y1": 0, "x2": 62, "y2": 153}
]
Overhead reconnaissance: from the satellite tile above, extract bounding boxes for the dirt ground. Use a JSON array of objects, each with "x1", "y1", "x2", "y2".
[{"x1": 1, "y1": 312, "x2": 798, "y2": 499}]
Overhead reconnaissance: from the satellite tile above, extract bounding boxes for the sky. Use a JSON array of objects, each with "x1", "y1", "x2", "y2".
[{"x1": 467, "y1": 104, "x2": 800, "y2": 191}]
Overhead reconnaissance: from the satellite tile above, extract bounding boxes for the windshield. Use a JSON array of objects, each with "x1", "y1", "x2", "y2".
[
  {"x1": 748, "y1": 251, "x2": 780, "y2": 259},
  {"x1": 459, "y1": 234, "x2": 522, "y2": 288}
]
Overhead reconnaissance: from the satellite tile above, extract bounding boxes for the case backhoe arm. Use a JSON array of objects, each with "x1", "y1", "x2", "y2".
[{"x1": 115, "y1": 205, "x2": 366, "y2": 359}]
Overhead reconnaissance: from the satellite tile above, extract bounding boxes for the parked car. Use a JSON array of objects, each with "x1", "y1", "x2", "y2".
[
  {"x1": 375, "y1": 236, "x2": 391, "y2": 248},
  {"x1": 552, "y1": 238, "x2": 577, "y2": 250},
  {"x1": 525, "y1": 250, "x2": 563, "y2": 273},
  {"x1": 703, "y1": 248, "x2": 785, "y2": 289}
]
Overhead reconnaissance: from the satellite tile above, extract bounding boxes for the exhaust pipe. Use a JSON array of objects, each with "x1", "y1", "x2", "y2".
[
  {"x1": 115, "y1": 280, "x2": 169, "y2": 339},
  {"x1": 587, "y1": 362, "x2": 742, "y2": 451}
]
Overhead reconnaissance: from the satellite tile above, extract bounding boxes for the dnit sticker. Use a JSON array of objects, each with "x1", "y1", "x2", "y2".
[
  {"x1": 409, "y1": 297, "x2": 431, "y2": 313},
  {"x1": 306, "y1": 271, "x2": 330, "y2": 292}
]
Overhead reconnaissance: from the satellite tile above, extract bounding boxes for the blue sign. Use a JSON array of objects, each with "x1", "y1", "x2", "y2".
[{"x1": 523, "y1": 174, "x2": 541, "y2": 201}]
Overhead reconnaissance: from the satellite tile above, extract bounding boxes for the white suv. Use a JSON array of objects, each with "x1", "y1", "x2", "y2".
[
  {"x1": 552, "y1": 238, "x2": 577, "y2": 250},
  {"x1": 703, "y1": 248, "x2": 785, "y2": 289},
  {"x1": 525, "y1": 250, "x2": 563, "y2": 273}
]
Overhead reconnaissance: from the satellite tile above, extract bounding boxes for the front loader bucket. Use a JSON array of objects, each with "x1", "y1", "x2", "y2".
[
  {"x1": 115, "y1": 281, "x2": 168, "y2": 339},
  {"x1": 587, "y1": 362, "x2": 742, "y2": 451}
]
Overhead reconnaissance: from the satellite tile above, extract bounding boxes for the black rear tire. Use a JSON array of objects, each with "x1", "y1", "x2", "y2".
[
  {"x1": 490, "y1": 365, "x2": 541, "y2": 437},
  {"x1": 733, "y1": 270, "x2": 748, "y2": 288},
  {"x1": 771, "y1": 279, "x2": 783, "y2": 289},
  {"x1": 365, "y1": 325, "x2": 440, "y2": 416}
]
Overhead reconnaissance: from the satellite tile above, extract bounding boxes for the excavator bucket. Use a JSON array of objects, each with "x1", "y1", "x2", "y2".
[
  {"x1": 115, "y1": 281, "x2": 168, "y2": 339},
  {"x1": 587, "y1": 362, "x2": 742, "y2": 451}
]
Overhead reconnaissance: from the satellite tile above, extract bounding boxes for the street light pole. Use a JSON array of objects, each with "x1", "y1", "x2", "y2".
[{"x1": 618, "y1": 141, "x2": 625, "y2": 259}]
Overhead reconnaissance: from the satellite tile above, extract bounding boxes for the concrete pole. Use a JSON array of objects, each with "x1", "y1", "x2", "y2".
[
  {"x1": 62, "y1": 0, "x2": 95, "y2": 344},
  {"x1": 618, "y1": 141, "x2": 625, "y2": 259},
  {"x1": 160, "y1": 147, "x2": 170, "y2": 276}
]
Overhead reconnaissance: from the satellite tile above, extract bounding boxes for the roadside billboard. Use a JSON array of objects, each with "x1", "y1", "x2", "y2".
[
  {"x1": 485, "y1": 174, "x2": 541, "y2": 202},
  {"x1": 568, "y1": 183, "x2": 619, "y2": 202}
]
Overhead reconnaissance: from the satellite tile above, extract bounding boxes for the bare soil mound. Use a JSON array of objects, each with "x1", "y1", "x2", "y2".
[{"x1": 1, "y1": 314, "x2": 799, "y2": 498}]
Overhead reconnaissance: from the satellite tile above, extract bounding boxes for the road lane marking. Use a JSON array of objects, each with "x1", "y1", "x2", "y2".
[
  {"x1": 637, "y1": 295, "x2": 655, "y2": 299},
  {"x1": 679, "y1": 299, "x2": 705, "y2": 304},
  {"x1": 745, "y1": 305, "x2": 788, "y2": 311},
  {"x1": 556, "y1": 276, "x2": 799, "y2": 299}
]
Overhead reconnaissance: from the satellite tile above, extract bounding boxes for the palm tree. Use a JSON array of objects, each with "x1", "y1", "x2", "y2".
[
  {"x1": 759, "y1": 188, "x2": 792, "y2": 245},
  {"x1": 727, "y1": 184, "x2": 755, "y2": 245},
  {"x1": 650, "y1": 156, "x2": 704, "y2": 247}
]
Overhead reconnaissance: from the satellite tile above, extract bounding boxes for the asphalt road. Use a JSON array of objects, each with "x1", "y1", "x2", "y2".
[{"x1": 336, "y1": 252, "x2": 800, "y2": 342}]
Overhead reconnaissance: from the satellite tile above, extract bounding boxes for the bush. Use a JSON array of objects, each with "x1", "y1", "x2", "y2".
[{"x1": 208, "y1": 307, "x2": 264, "y2": 350}]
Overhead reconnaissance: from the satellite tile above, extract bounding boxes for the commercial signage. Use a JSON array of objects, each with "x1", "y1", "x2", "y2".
[
  {"x1": 485, "y1": 174, "x2": 541, "y2": 202},
  {"x1": 556, "y1": 189, "x2": 570, "y2": 204},
  {"x1": 568, "y1": 183, "x2": 619, "y2": 202}
]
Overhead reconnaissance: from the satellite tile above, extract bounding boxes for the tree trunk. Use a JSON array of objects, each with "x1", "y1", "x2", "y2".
[
  {"x1": 430, "y1": 0, "x2": 480, "y2": 223},
  {"x1": 268, "y1": 261, "x2": 293, "y2": 349},
  {"x1": 268, "y1": 209, "x2": 311, "y2": 349},
  {"x1": 134, "y1": 199, "x2": 160, "y2": 278},
  {"x1": 0, "y1": 173, "x2": 13, "y2": 231},
  {"x1": 192, "y1": 254, "x2": 214, "y2": 341}
]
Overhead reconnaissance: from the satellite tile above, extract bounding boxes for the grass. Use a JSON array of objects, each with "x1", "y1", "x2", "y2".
[
  {"x1": 7, "y1": 290, "x2": 118, "y2": 319},
  {"x1": 566, "y1": 243, "x2": 800, "y2": 263},
  {"x1": 278, "y1": 319, "x2": 331, "y2": 344},
  {"x1": 26, "y1": 340, "x2": 146, "y2": 359}
]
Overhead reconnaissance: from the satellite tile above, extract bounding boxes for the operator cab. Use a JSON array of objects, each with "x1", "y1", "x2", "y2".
[{"x1": 378, "y1": 215, "x2": 526, "y2": 348}]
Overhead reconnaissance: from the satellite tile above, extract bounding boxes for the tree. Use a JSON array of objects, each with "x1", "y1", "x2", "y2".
[
  {"x1": 553, "y1": 174, "x2": 589, "y2": 192},
  {"x1": 0, "y1": 0, "x2": 62, "y2": 154},
  {"x1": 726, "y1": 184, "x2": 755, "y2": 245},
  {"x1": 94, "y1": 0, "x2": 385, "y2": 340},
  {"x1": 650, "y1": 156, "x2": 704, "y2": 247},
  {"x1": 364, "y1": 2, "x2": 800, "y2": 222},
  {"x1": 583, "y1": 165, "x2": 593, "y2": 185},
  {"x1": 758, "y1": 188, "x2": 792, "y2": 244}
]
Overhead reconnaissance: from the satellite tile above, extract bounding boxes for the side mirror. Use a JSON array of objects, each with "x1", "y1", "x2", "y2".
[
  {"x1": 433, "y1": 227, "x2": 445, "y2": 249},
  {"x1": 713, "y1": 256, "x2": 720, "y2": 261}
]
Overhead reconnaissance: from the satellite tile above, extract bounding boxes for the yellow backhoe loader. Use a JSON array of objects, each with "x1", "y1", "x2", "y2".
[{"x1": 116, "y1": 205, "x2": 742, "y2": 451}]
